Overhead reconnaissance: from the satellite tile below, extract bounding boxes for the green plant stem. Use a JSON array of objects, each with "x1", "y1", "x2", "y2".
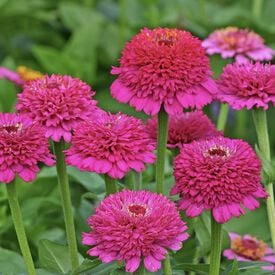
[
  {"x1": 133, "y1": 171, "x2": 142, "y2": 190},
  {"x1": 209, "y1": 214, "x2": 222, "y2": 275},
  {"x1": 53, "y1": 140, "x2": 79, "y2": 270},
  {"x1": 252, "y1": 108, "x2": 275, "y2": 250},
  {"x1": 156, "y1": 107, "x2": 169, "y2": 194},
  {"x1": 6, "y1": 182, "x2": 36, "y2": 275},
  {"x1": 104, "y1": 174, "x2": 117, "y2": 195},
  {"x1": 134, "y1": 263, "x2": 145, "y2": 275},
  {"x1": 252, "y1": 0, "x2": 263, "y2": 20},
  {"x1": 162, "y1": 253, "x2": 172, "y2": 275},
  {"x1": 217, "y1": 103, "x2": 229, "y2": 131}
]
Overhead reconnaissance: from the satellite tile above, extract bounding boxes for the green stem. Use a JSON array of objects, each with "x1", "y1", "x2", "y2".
[
  {"x1": 53, "y1": 140, "x2": 79, "y2": 270},
  {"x1": 252, "y1": 108, "x2": 275, "y2": 250},
  {"x1": 252, "y1": 0, "x2": 263, "y2": 20},
  {"x1": 209, "y1": 214, "x2": 222, "y2": 275},
  {"x1": 134, "y1": 263, "x2": 145, "y2": 275},
  {"x1": 104, "y1": 174, "x2": 117, "y2": 195},
  {"x1": 156, "y1": 107, "x2": 169, "y2": 194},
  {"x1": 216, "y1": 103, "x2": 229, "y2": 131},
  {"x1": 133, "y1": 171, "x2": 142, "y2": 190},
  {"x1": 190, "y1": 246, "x2": 200, "y2": 275},
  {"x1": 162, "y1": 253, "x2": 172, "y2": 275},
  {"x1": 6, "y1": 182, "x2": 36, "y2": 275}
]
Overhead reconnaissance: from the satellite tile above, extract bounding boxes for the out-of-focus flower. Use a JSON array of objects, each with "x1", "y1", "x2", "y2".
[
  {"x1": 224, "y1": 232, "x2": 275, "y2": 271},
  {"x1": 202, "y1": 27, "x2": 274, "y2": 63},
  {"x1": 217, "y1": 62, "x2": 275, "y2": 110},
  {"x1": 146, "y1": 111, "x2": 221, "y2": 149},
  {"x1": 0, "y1": 66, "x2": 43, "y2": 86},
  {"x1": 172, "y1": 137, "x2": 267, "y2": 223},
  {"x1": 82, "y1": 190, "x2": 189, "y2": 273},
  {"x1": 111, "y1": 27, "x2": 217, "y2": 116},
  {"x1": 17, "y1": 74, "x2": 98, "y2": 142},
  {"x1": 66, "y1": 112, "x2": 156, "y2": 179},
  {"x1": 0, "y1": 113, "x2": 55, "y2": 183}
]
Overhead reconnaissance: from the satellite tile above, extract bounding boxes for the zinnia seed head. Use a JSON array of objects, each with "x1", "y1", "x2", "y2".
[
  {"x1": 172, "y1": 136, "x2": 267, "y2": 223},
  {"x1": 0, "y1": 113, "x2": 55, "y2": 183},
  {"x1": 111, "y1": 27, "x2": 217, "y2": 115},
  {"x1": 82, "y1": 190, "x2": 189, "y2": 273}
]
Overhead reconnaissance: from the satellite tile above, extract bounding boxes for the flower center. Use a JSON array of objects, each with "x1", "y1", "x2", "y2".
[
  {"x1": 205, "y1": 146, "x2": 229, "y2": 158},
  {"x1": 231, "y1": 236, "x2": 267, "y2": 260},
  {"x1": 127, "y1": 204, "x2": 147, "y2": 217},
  {"x1": 0, "y1": 123, "x2": 22, "y2": 134},
  {"x1": 154, "y1": 30, "x2": 178, "y2": 47}
]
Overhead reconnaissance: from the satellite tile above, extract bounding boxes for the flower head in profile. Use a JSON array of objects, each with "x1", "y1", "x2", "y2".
[
  {"x1": 147, "y1": 111, "x2": 221, "y2": 149},
  {"x1": 82, "y1": 190, "x2": 189, "y2": 273},
  {"x1": 202, "y1": 27, "x2": 274, "y2": 63},
  {"x1": 0, "y1": 66, "x2": 43, "y2": 86},
  {"x1": 172, "y1": 137, "x2": 267, "y2": 223},
  {"x1": 17, "y1": 74, "x2": 98, "y2": 142},
  {"x1": 0, "y1": 113, "x2": 55, "y2": 183},
  {"x1": 217, "y1": 62, "x2": 275, "y2": 110},
  {"x1": 66, "y1": 112, "x2": 156, "y2": 179},
  {"x1": 224, "y1": 232, "x2": 275, "y2": 271},
  {"x1": 111, "y1": 27, "x2": 217, "y2": 115}
]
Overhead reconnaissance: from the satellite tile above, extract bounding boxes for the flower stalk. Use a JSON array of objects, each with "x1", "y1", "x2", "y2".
[
  {"x1": 217, "y1": 103, "x2": 229, "y2": 131},
  {"x1": 104, "y1": 174, "x2": 117, "y2": 195},
  {"x1": 209, "y1": 214, "x2": 222, "y2": 275},
  {"x1": 156, "y1": 107, "x2": 169, "y2": 193},
  {"x1": 53, "y1": 140, "x2": 79, "y2": 270},
  {"x1": 252, "y1": 108, "x2": 275, "y2": 250},
  {"x1": 6, "y1": 181, "x2": 36, "y2": 275},
  {"x1": 162, "y1": 253, "x2": 173, "y2": 275}
]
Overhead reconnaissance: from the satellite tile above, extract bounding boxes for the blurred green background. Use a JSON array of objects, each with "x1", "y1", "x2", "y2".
[{"x1": 0, "y1": 0, "x2": 275, "y2": 274}]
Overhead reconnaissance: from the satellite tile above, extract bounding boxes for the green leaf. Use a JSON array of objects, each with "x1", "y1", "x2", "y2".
[
  {"x1": 0, "y1": 247, "x2": 27, "y2": 273},
  {"x1": 72, "y1": 258, "x2": 101, "y2": 275},
  {"x1": 227, "y1": 259, "x2": 239, "y2": 275},
  {"x1": 174, "y1": 263, "x2": 210, "y2": 274},
  {"x1": 38, "y1": 239, "x2": 83, "y2": 274},
  {"x1": 194, "y1": 214, "x2": 211, "y2": 254}
]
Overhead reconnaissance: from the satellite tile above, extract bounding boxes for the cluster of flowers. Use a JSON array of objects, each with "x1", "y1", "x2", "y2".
[{"x1": 1, "y1": 26, "x2": 275, "y2": 273}]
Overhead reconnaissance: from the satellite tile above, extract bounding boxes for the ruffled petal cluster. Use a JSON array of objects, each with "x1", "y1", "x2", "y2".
[
  {"x1": 65, "y1": 112, "x2": 156, "y2": 179},
  {"x1": 217, "y1": 62, "x2": 275, "y2": 110},
  {"x1": 16, "y1": 74, "x2": 98, "y2": 142},
  {"x1": 147, "y1": 111, "x2": 221, "y2": 149},
  {"x1": 202, "y1": 27, "x2": 274, "y2": 63},
  {"x1": 82, "y1": 190, "x2": 189, "y2": 273},
  {"x1": 224, "y1": 232, "x2": 275, "y2": 271},
  {"x1": 0, "y1": 113, "x2": 55, "y2": 183},
  {"x1": 172, "y1": 137, "x2": 267, "y2": 223},
  {"x1": 111, "y1": 27, "x2": 217, "y2": 115}
]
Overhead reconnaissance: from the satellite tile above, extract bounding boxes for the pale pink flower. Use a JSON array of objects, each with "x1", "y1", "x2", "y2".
[
  {"x1": 65, "y1": 112, "x2": 156, "y2": 179},
  {"x1": 172, "y1": 137, "x2": 267, "y2": 223},
  {"x1": 224, "y1": 232, "x2": 275, "y2": 271},
  {"x1": 146, "y1": 111, "x2": 221, "y2": 149},
  {"x1": 16, "y1": 74, "x2": 98, "y2": 142},
  {"x1": 217, "y1": 62, "x2": 275, "y2": 110},
  {"x1": 0, "y1": 113, "x2": 55, "y2": 183},
  {"x1": 202, "y1": 27, "x2": 274, "y2": 63},
  {"x1": 111, "y1": 27, "x2": 217, "y2": 116},
  {"x1": 82, "y1": 190, "x2": 189, "y2": 273}
]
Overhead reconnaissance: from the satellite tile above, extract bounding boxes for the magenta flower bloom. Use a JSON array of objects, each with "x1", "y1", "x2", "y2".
[
  {"x1": 0, "y1": 113, "x2": 55, "y2": 183},
  {"x1": 146, "y1": 111, "x2": 221, "y2": 149},
  {"x1": 65, "y1": 112, "x2": 156, "y2": 179},
  {"x1": 172, "y1": 137, "x2": 267, "y2": 223},
  {"x1": 82, "y1": 190, "x2": 189, "y2": 273},
  {"x1": 202, "y1": 27, "x2": 274, "y2": 63},
  {"x1": 0, "y1": 67, "x2": 23, "y2": 86},
  {"x1": 217, "y1": 62, "x2": 275, "y2": 110},
  {"x1": 111, "y1": 27, "x2": 217, "y2": 115},
  {"x1": 224, "y1": 232, "x2": 275, "y2": 271},
  {"x1": 16, "y1": 74, "x2": 97, "y2": 142}
]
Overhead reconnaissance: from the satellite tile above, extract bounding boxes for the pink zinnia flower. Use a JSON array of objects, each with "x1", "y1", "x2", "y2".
[
  {"x1": 224, "y1": 232, "x2": 275, "y2": 271},
  {"x1": 16, "y1": 74, "x2": 97, "y2": 142},
  {"x1": 65, "y1": 112, "x2": 156, "y2": 179},
  {"x1": 111, "y1": 27, "x2": 217, "y2": 115},
  {"x1": 146, "y1": 111, "x2": 221, "y2": 149},
  {"x1": 0, "y1": 113, "x2": 55, "y2": 183},
  {"x1": 217, "y1": 62, "x2": 275, "y2": 110},
  {"x1": 202, "y1": 27, "x2": 274, "y2": 63},
  {"x1": 172, "y1": 137, "x2": 267, "y2": 223},
  {"x1": 82, "y1": 190, "x2": 189, "y2": 273}
]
